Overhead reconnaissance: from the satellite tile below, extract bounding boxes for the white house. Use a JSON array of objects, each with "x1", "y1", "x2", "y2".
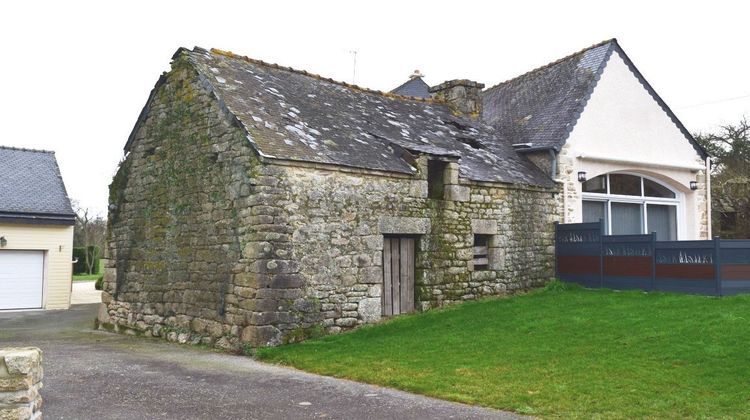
[
  {"x1": 481, "y1": 39, "x2": 710, "y2": 240},
  {"x1": 0, "y1": 146, "x2": 75, "y2": 310}
]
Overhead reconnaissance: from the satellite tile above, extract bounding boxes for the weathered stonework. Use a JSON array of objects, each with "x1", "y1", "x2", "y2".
[
  {"x1": 0, "y1": 347, "x2": 43, "y2": 420},
  {"x1": 557, "y1": 143, "x2": 579, "y2": 224},
  {"x1": 100, "y1": 53, "x2": 558, "y2": 349},
  {"x1": 429, "y1": 80, "x2": 485, "y2": 119}
]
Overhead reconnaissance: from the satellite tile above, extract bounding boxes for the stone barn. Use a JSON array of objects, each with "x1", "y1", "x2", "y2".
[{"x1": 98, "y1": 46, "x2": 557, "y2": 348}]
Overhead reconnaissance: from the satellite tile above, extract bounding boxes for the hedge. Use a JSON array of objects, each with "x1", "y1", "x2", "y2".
[{"x1": 73, "y1": 246, "x2": 101, "y2": 275}]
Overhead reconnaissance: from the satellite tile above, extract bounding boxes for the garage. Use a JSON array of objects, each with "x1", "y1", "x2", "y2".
[
  {"x1": 0, "y1": 146, "x2": 75, "y2": 310},
  {"x1": 0, "y1": 250, "x2": 45, "y2": 310}
]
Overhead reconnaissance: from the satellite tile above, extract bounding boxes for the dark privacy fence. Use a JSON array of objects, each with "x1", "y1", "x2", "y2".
[{"x1": 555, "y1": 221, "x2": 750, "y2": 296}]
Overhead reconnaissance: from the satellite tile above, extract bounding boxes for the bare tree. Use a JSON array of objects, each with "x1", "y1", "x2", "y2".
[
  {"x1": 72, "y1": 201, "x2": 107, "y2": 275},
  {"x1": 695, "y1": 118, "x2": 750, "y2": 238}
]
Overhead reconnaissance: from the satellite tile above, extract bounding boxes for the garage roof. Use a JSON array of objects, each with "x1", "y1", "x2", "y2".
[{"x1": 0, "y1": 146, "x2": 75, "y2": 225}]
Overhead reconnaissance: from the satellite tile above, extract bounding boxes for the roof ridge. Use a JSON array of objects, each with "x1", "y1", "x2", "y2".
[
  {"x1": 0, "y1": 145, "x2": 55, "y2": 154},
  {"x1": 206, "y1": 48, "x2": 436, "y2": 104},
  {"x1": 483, "y1": 38, "x2": 617, "y2": 93}
]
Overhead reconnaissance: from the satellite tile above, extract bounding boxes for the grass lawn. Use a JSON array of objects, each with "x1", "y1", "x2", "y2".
[
  {"x1": 72, "y1": 266, "x2": 103, "y2": 282},
  {"x1": 258, "y1": 282, "x2": 750, "y2": 418}
]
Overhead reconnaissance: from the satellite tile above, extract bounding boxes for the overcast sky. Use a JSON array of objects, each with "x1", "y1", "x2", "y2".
[{"x1": 2, "y1": 1, "x2": 748, "y2": 215}]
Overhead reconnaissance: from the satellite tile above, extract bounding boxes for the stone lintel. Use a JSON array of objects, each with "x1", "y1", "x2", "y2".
[
  {"x1": 471, "y1": 219, "x2": 498, "y2": 235},
  {"x1": 378, "y1": 217, "x2": 430, "y2": 235},
  {"x1": 444, "y1": 185, "x2": 470, "y2": 202}
]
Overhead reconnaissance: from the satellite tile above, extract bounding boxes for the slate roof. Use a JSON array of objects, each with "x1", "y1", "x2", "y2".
[
  {"x1": 391, "y1": 77, "x2": 430, "y2": 99},
  {"x1": 482, "y1": 39, "x2": 708, "y2": 159},
  {"x1": 482, "y1": 40, "x2": 614, "y2": 152},
  {"x1": 127, "y1": 47, "x2": 554, "y2": 187},
  {"x1": 0, "y1": 146, "x2": 75, "y2": 225}
]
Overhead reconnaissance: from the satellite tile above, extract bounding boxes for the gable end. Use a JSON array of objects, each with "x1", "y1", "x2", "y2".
[
  {"x1": 123, "y1": 47, "x2": 265, "y2": 161},
  {"x1": 609, "y1": 43, "x2": 708, "y2": 160}
]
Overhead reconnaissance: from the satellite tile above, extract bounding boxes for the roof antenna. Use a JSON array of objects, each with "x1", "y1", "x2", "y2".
[{"x1": 349, "y1": 50, "x2": 358, "y2": 84}]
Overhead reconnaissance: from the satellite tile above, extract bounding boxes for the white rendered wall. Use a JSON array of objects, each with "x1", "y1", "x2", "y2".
[{"x1": 559, "y1": 51, "x2": 709, "y2": 240}]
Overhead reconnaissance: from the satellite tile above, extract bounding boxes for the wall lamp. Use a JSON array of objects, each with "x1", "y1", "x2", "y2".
[
  {"x1": 577, "y1": 171, "x2": 587, "y2": 182},
  {"x1": 0, "y1": 236, "x2": 7, "y2": 247},
  {"x1": 690, "y1": 181, "x2": 698, "y2": 191}
]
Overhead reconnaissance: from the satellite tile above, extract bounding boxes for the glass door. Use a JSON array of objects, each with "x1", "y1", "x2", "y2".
[{"x1": 646, "y1": 203, "x2": 677, "y2": 241}]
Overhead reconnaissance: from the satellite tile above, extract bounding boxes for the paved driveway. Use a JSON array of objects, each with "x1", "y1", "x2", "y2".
[
  {"x1": 70, "y1": 281, "x2": 102, "y2": 305},
  {"x1": 0, "y1": 305, "x2": 519, "y2": 420}
]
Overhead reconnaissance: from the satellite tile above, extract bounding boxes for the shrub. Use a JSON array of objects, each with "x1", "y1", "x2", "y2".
[
  {"x1": 95, "y1": 275, "x2": 104, "y2": 291},
  {"x1": 73, "y1": 246, "x2": 101, "y2": 275}
]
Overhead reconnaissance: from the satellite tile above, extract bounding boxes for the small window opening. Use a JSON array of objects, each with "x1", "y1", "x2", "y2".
[
  {"x1": 427, "y1": 160, "x2": 447, "y2": 199},
  {"x1": 473, "y1": 234, "x2": 491, "y2": 271}
]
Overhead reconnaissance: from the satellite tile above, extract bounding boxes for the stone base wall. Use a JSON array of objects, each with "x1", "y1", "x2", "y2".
[{"x1": 0, "y1": 347, "x2": 43, "y2": 420}]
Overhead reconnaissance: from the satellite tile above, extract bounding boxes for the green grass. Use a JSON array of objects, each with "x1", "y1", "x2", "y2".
[
  {"x1": 258, "y1": 281, "x2": 750, "y2": 418},
  {"x1": 72, "y1": 265, "x2": 103, "y2": 282}
]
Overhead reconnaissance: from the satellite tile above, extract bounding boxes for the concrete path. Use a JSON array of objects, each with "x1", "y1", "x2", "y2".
[
  {"x1": 70, "y1": 281, "x2": 102, "y2": 305},
  {"x1": 0, "y1": 304, "x2": 521, "y2": 420}
]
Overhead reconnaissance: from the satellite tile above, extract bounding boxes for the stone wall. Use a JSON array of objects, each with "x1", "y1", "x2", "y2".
[
  {"x1": 100, "y1": 54, "x2": 558, "y2": 349},
  {"x1": 557, "y1": 143, "x2": 579, "y2": 223},
  {"x1": 254, "y1": 157, "x2": 557, "y2": 333},
  {"x1": 694, "y1": 169, "x2": 710, "y2": 239},
  {"x1": 0, "y1": 347, "x2": 43, "y2": 420},
  {"x1": 100, "y1": 55, "x2": 267, "y2": 350}
]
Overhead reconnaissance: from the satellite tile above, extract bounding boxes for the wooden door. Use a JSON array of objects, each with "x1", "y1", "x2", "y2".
[{"x1": 382, "y1": 236, "x2": 415, "y2": 316}]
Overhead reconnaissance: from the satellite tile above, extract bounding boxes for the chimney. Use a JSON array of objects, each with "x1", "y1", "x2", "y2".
[
  {"x1": 409, "y1": 69, "x2": 425, "y2": 80},
  {"x1": 429, "y1": 79, "x2": 485, "y2": 119}
]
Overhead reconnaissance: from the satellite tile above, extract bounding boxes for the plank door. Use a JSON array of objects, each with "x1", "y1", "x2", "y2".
[{"x1": 382, "y1": 236, "x2": 415, "y2": 316}]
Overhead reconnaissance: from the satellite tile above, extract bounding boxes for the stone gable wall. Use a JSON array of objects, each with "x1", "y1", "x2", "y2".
[
  {"x1": 100, "y1": 56, "x2": 270, "y2": 349},
  {"x1": 100, "y1": 56, "x2": 557, "y2": 349}
]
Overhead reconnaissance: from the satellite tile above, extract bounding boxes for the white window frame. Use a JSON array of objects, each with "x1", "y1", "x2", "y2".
[{"x1": 581, "y1": 172, "x2": 683, "y2": 239}]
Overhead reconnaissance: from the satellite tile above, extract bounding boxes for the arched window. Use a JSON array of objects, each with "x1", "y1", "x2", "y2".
[{"x1": 582, "y1": 173, "x2": 679, "y2": 240}]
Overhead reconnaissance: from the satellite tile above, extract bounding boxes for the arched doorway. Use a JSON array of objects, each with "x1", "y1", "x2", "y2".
[{"x1": 581, "y1": 173, "x2": 680, "y2": 240}]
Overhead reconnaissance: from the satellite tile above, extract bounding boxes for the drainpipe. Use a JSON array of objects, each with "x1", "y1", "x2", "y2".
[
  {"x1": 548, "y1": 149, "x2": 557, "y2": 179},
  {"x1": 706, "y1": 156, "x2": 712, "y2": 238}
]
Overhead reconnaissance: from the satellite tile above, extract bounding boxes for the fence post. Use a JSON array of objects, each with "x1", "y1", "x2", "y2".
[
  {"x1": 714, "y1": 236, "x2": 722, "y2": 296},
  {"x1": 599, "y1": 219, "x2": 604, "y2": 289},
  {"x1": 650, "y1": 232, "x2": 656, "y2": 292},
  {"x1": 553, "y1": 221, "x2": 559, "y2": 279}
]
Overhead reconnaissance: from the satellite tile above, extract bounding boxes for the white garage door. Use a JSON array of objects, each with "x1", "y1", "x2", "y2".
[{"x1": 0, "y1": 251, "x2": 44, "y2": 310}]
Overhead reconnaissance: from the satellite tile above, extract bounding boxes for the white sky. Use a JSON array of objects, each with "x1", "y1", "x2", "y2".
[{"x1": 1, "y1": 1, "x2": 748, "y2": 216}]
